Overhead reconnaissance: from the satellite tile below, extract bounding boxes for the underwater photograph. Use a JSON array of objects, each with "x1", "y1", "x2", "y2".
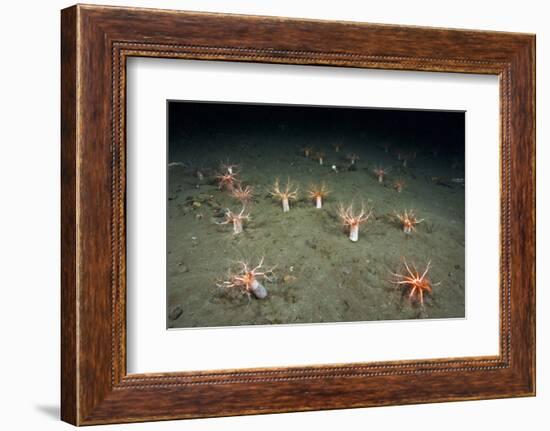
[{"x1": 167, "y1": 101, "x2": 465, "y2": 329}]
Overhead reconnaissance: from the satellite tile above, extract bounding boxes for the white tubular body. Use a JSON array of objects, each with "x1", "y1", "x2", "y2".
[
  {"x1": 282, "y1": 198, "x2": 290, "y2": 212},
  {"x1": 316, "y1": 196, "x2": 322, "y2": 209},
  {"x1": 349, "y1": 225, "x2": 359, "y2": 242},
  {"x1": 251, "y1": 279, "x2": 268, "y2": 299},
  {"x1": 233, "y1": 219, "x2": 243, "y2": 234}
]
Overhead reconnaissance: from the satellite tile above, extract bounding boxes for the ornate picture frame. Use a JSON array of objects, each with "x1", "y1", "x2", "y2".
[{"x1": 61, "y1": 4, "x2": 535, "y2": 425}]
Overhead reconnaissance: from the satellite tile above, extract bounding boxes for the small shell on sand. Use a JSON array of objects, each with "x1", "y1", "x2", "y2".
[{"x1": 169, "y1": 305, "x2": 183, "y2": 320}]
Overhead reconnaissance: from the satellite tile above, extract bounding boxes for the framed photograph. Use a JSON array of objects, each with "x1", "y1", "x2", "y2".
[{"x1": 61, "y1": 4, "x2": 536, "y2": 425}]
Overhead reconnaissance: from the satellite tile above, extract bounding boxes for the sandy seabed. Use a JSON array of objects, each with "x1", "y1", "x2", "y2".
[{"x1": 167, "y1": 128, "x2": 465, "y2": 328}]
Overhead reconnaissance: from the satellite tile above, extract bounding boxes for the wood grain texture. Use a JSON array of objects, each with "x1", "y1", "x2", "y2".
[{"x1": 60, "y1": 4, "x2": 536, "y2": 425}]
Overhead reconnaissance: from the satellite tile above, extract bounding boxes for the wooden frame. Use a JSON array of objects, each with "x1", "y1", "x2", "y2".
[{"x1": 61, "y1": 4, "x2": 535, "y2": 425}]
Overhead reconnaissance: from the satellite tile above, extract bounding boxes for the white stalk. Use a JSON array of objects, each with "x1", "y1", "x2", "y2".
[
  {"x1": 378, "y1": 175, "x2": 383, "y2": 183},
  {"x1": 227, "y1": 166, "x2": 233, "y2": 174},
  {"x1": 315, "y1": 196, "x2": 322, "y2": 209},
  {"x1": 233, "y1": 218, "x2": 243, "y2": 234},
  {"x1": 282, "y1": 197, "x2": 290, "y2": 212},
  {"x1": 251, "y1": 279, "x2": 268, "y2": 299},
  {"x1": 319, "y1": 158, "x2": 323, "y2": 165},
  {"x1": 349, "y1": 225, "x2": 359, "y2": 242}
]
